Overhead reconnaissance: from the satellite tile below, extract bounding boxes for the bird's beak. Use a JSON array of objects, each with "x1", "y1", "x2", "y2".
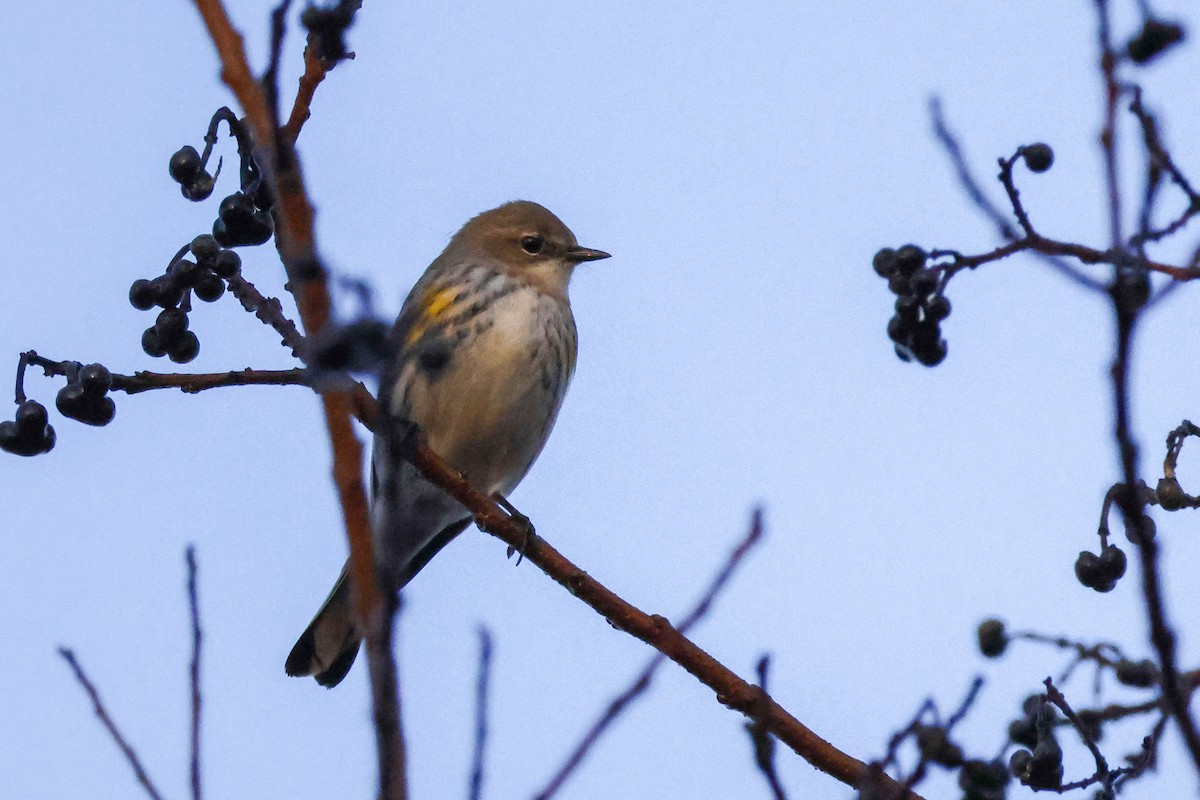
[{"x1": 567, "y1": 246, "x2": 611, "y2": 263}]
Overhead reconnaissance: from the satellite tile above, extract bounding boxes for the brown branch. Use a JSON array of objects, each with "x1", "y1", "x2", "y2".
[
  {"x1": 396, "y1": 436, "x2": 924, "y2": 799},
  {"x1": 189, "y1": 2, "x2": 401, "y2": 798},
  {"x1": 58, "y1": 648, "x2": 166, "y2": 800},
  {"x1": 111, "y1": 367, "x2": 306, "y2": 395},
  {"x1": 283, "y1": 43, "x2": 333, "y2": 144},
  {"x1": 226, "y1": 275, "x2": 305, "y2": 356},
  {"x1": 534, "y1": 510, "x2": 766, "y2": 799}
]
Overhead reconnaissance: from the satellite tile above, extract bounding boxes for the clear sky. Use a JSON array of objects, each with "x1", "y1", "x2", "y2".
[{"x1": 3, "y1": 2, "x2": 1200, "y2": 798}]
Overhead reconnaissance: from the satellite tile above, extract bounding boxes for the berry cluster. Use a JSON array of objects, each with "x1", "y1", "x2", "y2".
[
  {"x1": 214, "y1": 189, "x2": 274, "y2": 247},
  {"x1": 169, "y1": 145, "x2": 217, "y2": 201},
  {"x1": 56, "y1": 363, "x2": 116, "y2": 426},
  {"x1": 129, "y1": 235, "x2": 242, "y2": 364},
  {"x1": 1074, "y1": 544, "x2": 1127, "y2": 592},
  {"x1": 0, "y1": 400, "x2": 56, "y2": 456},
  {"x1": 1008, "y1": 700, "x2": 1062, "y2": 790},
  {"x1": 873, "y1": 245, "x2": 951, "y2": 366}
]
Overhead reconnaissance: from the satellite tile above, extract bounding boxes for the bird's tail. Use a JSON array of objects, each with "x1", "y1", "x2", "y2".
[
  {"x1": 284, "y1": 565, "x2": 361, "y2": 688},
  {"x1": 285, "y1": 517, "x2": 471, "y2": 688}
]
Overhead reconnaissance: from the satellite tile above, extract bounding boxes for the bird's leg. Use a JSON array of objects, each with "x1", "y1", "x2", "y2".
[{"x1": 492, "y1": 492, "x2": 535, "y2": 565}]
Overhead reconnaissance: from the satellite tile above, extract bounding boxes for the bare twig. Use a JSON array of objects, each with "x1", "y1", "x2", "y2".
[
  {"x1": 1096, "y1": 0, "x2": 1124, "y2": 250},
  {"x1": 747, "y1": 656, "x2": 789, "y2": 800},
  {"x1": 58, "y1": 648, "x2": 166, "y2": 800},
  {"x1": 186, "y1": 547, "x2": 203, "y2": 800},
  {"x1": 469, "y1": 628, "x2": 493, "y2": 800},
  {"x1": 534, "y1": 510, "x2": 768, "y2": 800},
  {"x1": 226, "y1": 275, "x2": 305, "y2": 357},
  {"x1": 928, "y1": 97, "x2": 1103, "y2": 290}
]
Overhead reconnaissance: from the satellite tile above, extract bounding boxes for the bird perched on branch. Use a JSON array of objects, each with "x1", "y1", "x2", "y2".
[{"x1": 286, "y1": 200, "x2": 609, "y2": 687}]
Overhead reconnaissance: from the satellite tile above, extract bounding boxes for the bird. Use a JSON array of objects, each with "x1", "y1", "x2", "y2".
[{"x1": 285, "y1": 200, "x2": 610, "y2": 687}]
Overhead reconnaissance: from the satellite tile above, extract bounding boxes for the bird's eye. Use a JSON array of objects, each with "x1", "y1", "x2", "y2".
[{"x1": 520, "y1": 235, "x2": 544, "y2": 254}]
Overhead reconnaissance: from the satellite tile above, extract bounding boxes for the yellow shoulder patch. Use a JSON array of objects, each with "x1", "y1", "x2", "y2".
[{"x1": 404, "y1": 287, "x2": 460, "y2": 346}]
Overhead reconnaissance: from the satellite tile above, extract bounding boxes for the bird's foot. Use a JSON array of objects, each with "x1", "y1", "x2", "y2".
[{"x1": 493, "y1": 492, "x2": 535, "y2": 566}]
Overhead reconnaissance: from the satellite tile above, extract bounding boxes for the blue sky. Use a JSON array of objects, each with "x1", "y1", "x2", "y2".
[{"x1": 3, "y1": 2, "x2": 1200, "y2": 798}]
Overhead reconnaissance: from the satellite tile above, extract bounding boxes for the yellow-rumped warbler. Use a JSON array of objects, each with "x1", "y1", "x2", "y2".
[{"x1": 285, "y1": 200, "x2": 609, "y2": 687}]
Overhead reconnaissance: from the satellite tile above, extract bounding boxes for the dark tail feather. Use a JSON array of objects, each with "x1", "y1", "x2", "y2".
[
  {"x1": 285, "y1": 566, "x2": 361, "y2": 688},
  {"x1": 285, "y1": 518, "x2": 470, "y2": 688}
]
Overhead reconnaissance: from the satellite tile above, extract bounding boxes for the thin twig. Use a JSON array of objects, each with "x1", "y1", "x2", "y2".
[
  {"x1": 1096, "y1": 0, "x2": 1123, "y2": 250},
  {"x1": 469, "y1": 628, "x2": 493, "y2": 800},
  {"x1": 748, "y1": 656, "x2": 789, "y2": 800},
  {"x1": 58, "y1": 648, "x2": 166, "y2": 800},
  {"x1": 928, "y1": 97, "x2": 1103, "y2": 290},
  {"x1": 533, "y1": 510, "x2": 768, "y2": 800},
  {"x1": 186, "y1": 547, "x2": 203, "y2": 800}
]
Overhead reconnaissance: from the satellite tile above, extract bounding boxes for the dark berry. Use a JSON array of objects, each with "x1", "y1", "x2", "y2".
[
  {"x1": 886, "y1": 315, "x2": 911, "y2": 344},
  {"x1": 142, "y1": 327, "x2": 168, "y2": 357},
  {"x1": 1008, "y1": 716, "x2": 1038, "y2": 749},
  {"x1": 893, "y1": 244, "x2": 926, "y2": 276},
  {"x1": 886, "y1": 272, "x2": 910, "y2": 295},
  {"x1": 924, "y1": 294, "x2": 951, "y2": 322},
  {"x1": 79, "y1": 364, "x2": 112, "y2": 395},
  {"x1": 190, "y1": 234, "x2": 221, "y2": 265},
  {"x1": 212, "y1": 249, "x2": 241, "y2": 278},
  {"x1": 1156, "y1": 476, "x2": 1186, "y2": 510},
  {"x1": 958, "y1": 759, "x2": 1009, "y2": 794},
  {"x1": 1020, "y1": 143, "x2": 1054, "y2": 173},
  {"x1": 212, "y1": 219, "x2": 233, "y2": 248},
  {"x1": 1129, "y1": 514, "x2": 1156, "y2": 544},
  {"x1": 181, "y1": 171, "x2": 215, "y2": 201},
  {"x1": 872, "y1": 247, "x2": 897, "y2": 277},
  {"x1": 169, "y1": 146, "x2": 201, "y2": 183},
  {"x1": 15, "y1": 400, "x2": 48, "y2": 437},
  {"x1": 219, "y1": 192, "x2": 256, "y2": 225},
  {"x1": 915, "y1": 725, "x2": 963, "y2": 767},
  {"x1": 193, "y1": 271, "x2": 226, "y2": 302},
  {"x1": 1099, "y1": 545, "x2": 1127, "y2": 581},
  {"x1": 151, "y1": 276, "x2": 184, "y2": 308},
  {"x1": 0, "y1": 419, "x2": 52, "y2": 456},
  {"x1": 1027, "y1": 737, "x2": 1063, "y2": 790},
  {"x1": 155, "y1": 308, "x2": 189, "y2": 345},
  {"x1": 169, "y1": 331, "x2": 200, "y2": 364},
  {"x1": 129, "y1": 278, "x2": 157, "y2": 310},
  {"x1": 911, "y1": 320, "x2": 940, "y2": 351},
  {"x1": 1116, "y1": 658, "x2": 1159, "y2": 688},
  {"x1": 77, "y1": 396, "x2": 116, "y2": 427},
  {"x1": 909, "y1": 268, "x2": 939, "y2": 296},
  {"x1": 168, "y1": 258, "x2": 200, "y2": 286},
  {"x1": 977, "y1": 618, "x2": 1008, "y2": 658},
  {"x1": 309, "y1": 320, "x2": 391, "y2": 372},
  {"x1": 914, "y1": 338, "x2": 948, "y2": 367},
  {"x1": 893, "y1": 343, "x2": 913, "y2": 362},
  {"x1": 1008, "y1": 748, "x2": 1033, "y2": 780},
  {"x1": 56, "y1": 383, "x2": 87, "y2": 417},
  {"x1": 1112, "y1": 268, "x2": 1150, "y2": 312},
  {"x1": 894, "y1": 294, "x2": 921, "y2": 321},
  {"x1": 1075, "y1": 550, "x2": 1117, "y2": 592},
  {"x1": 1127, "y1": 19, "x2": 1185, "y2": 64}
]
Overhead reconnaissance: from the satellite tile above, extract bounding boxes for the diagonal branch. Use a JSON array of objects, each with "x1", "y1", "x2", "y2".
[
  {"x1": 534, "y1": 509, "x2": 766, "y2": 799},
  {"x1": 58, "y1": 648, "x2": 167, "y2": 800}
]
